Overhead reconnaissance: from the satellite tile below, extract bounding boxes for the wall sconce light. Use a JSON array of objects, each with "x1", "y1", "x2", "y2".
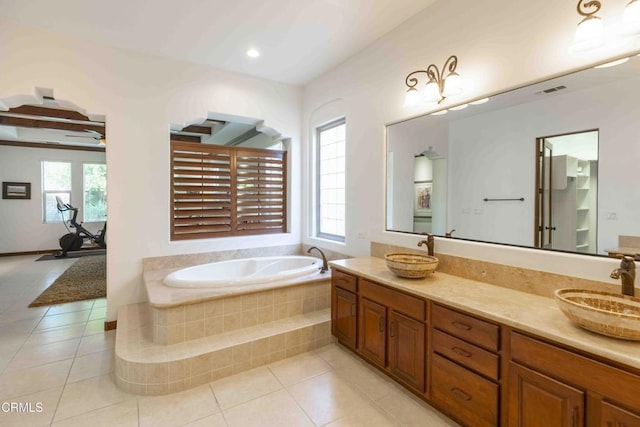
[
  {"x1": 624, "y1": 0, "x2": 640, "y2": 34},
  {"x1": 571, "y1": 0, "x2": 640, "y2": 53},
  {"x1": 404, "y1": 55, "x2": 463, "y2": 107},
  {"x1": 572, "y1": 0, "x2": 604, "y2": 52}
]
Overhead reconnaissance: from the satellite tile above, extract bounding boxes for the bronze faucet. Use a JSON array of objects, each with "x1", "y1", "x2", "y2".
[
  {"x1": 445, "y1": 229, "x2": 456, "y2": 238},
  {"x1": 610, "y1": 256, "x2": 636, "y2": 297},
  {"x1": 307, "y1": 246, "x2": 329, "y2": 274},
  {"x1": 417, "y1": 234, "x2": 435, "y2": 256}
]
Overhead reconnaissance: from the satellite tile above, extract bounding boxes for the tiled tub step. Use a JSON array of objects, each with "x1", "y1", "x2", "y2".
[{"x1": 115, "y1": 303, "x2": 333, "y2": 395}]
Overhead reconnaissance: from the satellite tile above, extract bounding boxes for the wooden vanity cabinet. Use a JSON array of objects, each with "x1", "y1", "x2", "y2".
[
  {"x1": 331, "y1": 270, "x2": 357, "y2": 350},
  {"x1": 330, "y1": 267, "x2": 640, "y2": 427},
  {"x1": 507, "y1": 362, "x2": 584, "y2": 427},
  {"x1": 430, "y1": 304, "x2": 501, "y2": 427},
  {"x1": 507, "y1": 332, "x2": 640, "y2": 427},
  {"x1": 599, "y1": 401, "x2": 640, "y2": 427},
  {"x1": 358, "y1": 278, "x2": 426, "y2": 392},
  {"x1": 358, "y1": 297, "x2": 386, "y2": 367}
]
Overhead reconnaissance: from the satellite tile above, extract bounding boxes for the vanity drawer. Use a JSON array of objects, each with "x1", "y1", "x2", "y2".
[
  {"x1": 431, "y1": 353, "x2": 498, "y2": 427},
  {"x1": 332, "y1": 269, "x2": 357, "y2": 293},
  {"x1": 432, "y1": 329, "x2": 499, "y2": 381},
  {"x1": 360, "y1": 279, "x2": 425, "y2": 321},
  {"x1": 432, "y1": 304, "x2": 499, "y2": 351}
]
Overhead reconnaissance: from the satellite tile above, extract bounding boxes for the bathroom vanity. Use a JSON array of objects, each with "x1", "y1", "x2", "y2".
[{"x1": 330, "y1": 257, "x2": 640, "y2": 427}]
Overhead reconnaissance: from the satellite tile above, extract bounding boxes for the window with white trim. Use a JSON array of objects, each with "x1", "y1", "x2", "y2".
[
  {"x1": 42, "y1": 161, "x2": 71, "y2": 223},
  {"x1": 83, "y1": 163, "x2": 107, "y2": 222},
  {"x1": 316, "y1": 118, "x2": 346, "y2": 242}
]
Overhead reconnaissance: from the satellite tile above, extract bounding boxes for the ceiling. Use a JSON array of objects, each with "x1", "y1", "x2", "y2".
[{"x1": 1, "y1": 0, "x2": 438, "y2": 85}]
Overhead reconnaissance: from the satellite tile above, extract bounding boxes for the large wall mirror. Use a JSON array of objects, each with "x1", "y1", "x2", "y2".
[{"x1": 386, "y1": 54, "x2": 640, "y2": 258}]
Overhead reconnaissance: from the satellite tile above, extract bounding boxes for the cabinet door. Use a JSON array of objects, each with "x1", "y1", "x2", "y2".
[
  {"x1": 600, "y1": 401, "x2": 640, "y2": 427},
  {"x1": 358, "y1": 297, "x2": 386, "y2": 368},
  {"x1": 508, "y1": 362, "x2": 585, "y2": 427},
  {"x1": 388, "y1": 310, "x2": 425, "y2": 392},
  {"x1": 332, "y1": 287, "x2": 357, "y2": 349}
]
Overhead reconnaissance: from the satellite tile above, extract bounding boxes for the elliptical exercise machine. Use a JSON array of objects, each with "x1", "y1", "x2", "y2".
[{"x1": 54, "y1": 196, "x2": 107, "y2": 257}]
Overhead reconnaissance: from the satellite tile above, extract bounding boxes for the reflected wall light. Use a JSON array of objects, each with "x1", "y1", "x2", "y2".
[
  {"x1": 571, "y1": 0, "x2": 640, "y2": 53},
  {"x1": 404, "y1": 55, "x2": 463, "y2": 107}
]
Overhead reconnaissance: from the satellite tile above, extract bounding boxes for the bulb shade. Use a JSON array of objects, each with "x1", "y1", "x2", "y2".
[
  {"x1": 572, "y1": 17, "x2": 604, "y2": 52},
  {"x1": 442, "y1": 73, "x2": 463, "y2": 97},
  {"x1": 404, "y1": 88, "x2": 420, "y2": 107},
  {"x1": 423, "y1": 81, "x2": 441, "y2": 103},
  {"x1": 624, "y1": 0, "x2": 640, "y2": 34}
]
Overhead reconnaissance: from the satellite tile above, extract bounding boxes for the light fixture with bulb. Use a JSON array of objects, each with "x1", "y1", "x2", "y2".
[
  {"x1": 404, "y1": 55, "x2": 463, "y2": 107},
  {"x1": 570, "y1": 0, "x2": 640, "y2": 53},
  {"x1": 571, "y1": 0, "x2": 604, "y2": 53}
]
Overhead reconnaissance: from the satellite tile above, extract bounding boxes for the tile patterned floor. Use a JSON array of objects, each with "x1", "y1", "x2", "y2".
[{"x1": 0, "y1": 255, "x2": 459, "y2": 427}]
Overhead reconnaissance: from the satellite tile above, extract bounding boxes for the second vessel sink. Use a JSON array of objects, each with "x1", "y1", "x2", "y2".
[
  {"x1": 384, "y1": 252, "x2": 439, "y2": 279},
  {"x1": 554, "y1": 289, "x2": 640, "y2": 340}
]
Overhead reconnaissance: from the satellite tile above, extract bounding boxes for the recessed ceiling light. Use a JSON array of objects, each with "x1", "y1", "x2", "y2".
[
  {"x1": 594, "y1": 57, "x2": 629, "y2": 68},
  {"x1": 470, "y1": 97, "x2": 490, "y2": 105},
  {"x1": 246, "y1": 48, "x2": 260, "y2": 58}
]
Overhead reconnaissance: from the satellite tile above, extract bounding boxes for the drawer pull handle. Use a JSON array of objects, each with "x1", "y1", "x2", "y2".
[
  {"x1": 451, "y1": 346, "x2": 472, "y2": 358},
  {"x1": 378, "y1": 317, "x2": 385, "y2": 333},
  {"x1": 451, "y1": 321, "x2": 472, "y2": 331},
  {"x1": 450, "y1": 387, "x2": 472, "y2": 401}
]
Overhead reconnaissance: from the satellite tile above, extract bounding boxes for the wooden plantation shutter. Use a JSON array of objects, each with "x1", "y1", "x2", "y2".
[
  {"x1": 235, "y1": 148, "x2": 287, "y2": 235},
  {"x1": 170, "y1": 141, "x2": 287, "y2": 240}
]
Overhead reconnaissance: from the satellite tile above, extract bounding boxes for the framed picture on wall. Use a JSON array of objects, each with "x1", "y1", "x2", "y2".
[
  {"x1": 414, "y1": 181, "x2": 432, "y2": 217},
  {"x1": 2, "y1": 182, "x2": 31, "y2": 200}
]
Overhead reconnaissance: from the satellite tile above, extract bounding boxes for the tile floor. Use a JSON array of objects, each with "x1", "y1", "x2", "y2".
[{"x1": 0, "y1": 255, "x2": 459, "y2": 427}]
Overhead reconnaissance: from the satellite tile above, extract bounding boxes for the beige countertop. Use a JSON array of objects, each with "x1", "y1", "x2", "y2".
[
  {"x1": 330, "y1": 257, "x2": 640, "y2": 372},
  {"x1": 605, "y1": 246, "x2": 640, "y2": 258}
]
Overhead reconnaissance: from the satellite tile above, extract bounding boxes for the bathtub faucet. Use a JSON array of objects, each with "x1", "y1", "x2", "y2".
[{"x1": 307, "y1": 246, "x2": 329, "y2": 274}]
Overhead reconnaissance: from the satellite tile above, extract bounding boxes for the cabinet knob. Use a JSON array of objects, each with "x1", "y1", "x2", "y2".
[
  {"x1": 390, "y1": 320, "x2": 398, "y2": 337},
  {"x1": 451, "y1": 346, "x2": 472, "y2": 358},
  {"x1": 451, "y1": 321, "x2": 472, "y2": 331},
  {"x1": 449, "y1": 387, "x2": 472, "y2": 401}
]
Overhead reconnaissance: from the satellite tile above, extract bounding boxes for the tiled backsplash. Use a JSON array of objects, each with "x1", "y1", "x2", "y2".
[{"x1": 371, "y1": 241, "x2": 618, "y2": 298}]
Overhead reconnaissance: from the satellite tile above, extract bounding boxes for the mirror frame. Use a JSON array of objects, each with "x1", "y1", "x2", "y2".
[{"x1": 384, "y1": 51, "x2": 640, "y2": 259}]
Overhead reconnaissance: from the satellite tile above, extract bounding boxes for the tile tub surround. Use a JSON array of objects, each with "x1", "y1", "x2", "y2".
[
  {"x1": 330, "y1": 257, "x2": 640, "y2": 371},
  {"x1": 115, "y1": 303, "x2": 333, "y2": 395},
  {"x1": 142, "y1": 243, "x2": 350, "y2": 272},
  {"x1": 148, "y1": 280, "x2": 331, "y2": 345},
  {"x1": 371, "y1": 241, "x2": 620, "y2": 298},
  {"x1": 115, "y1": 250, "x2": 336, "y2": 395}
]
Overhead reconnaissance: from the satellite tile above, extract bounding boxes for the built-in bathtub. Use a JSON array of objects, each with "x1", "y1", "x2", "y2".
[
  {"x1": 162, "y1": 255, "x2": 323, "y2": 290},
  {"x1": 116, "y1": 249, "x2": 336, "y2": 395}
]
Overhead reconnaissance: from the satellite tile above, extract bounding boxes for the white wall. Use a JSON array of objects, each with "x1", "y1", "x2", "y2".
[
  {"x1": 0, "y1": 24, "x2": 302, "y2": 321},
  {"x1": 447, "y1": 77, "x2": 640, "y2": 253},
  {"x1": 302, "y1": 0, "x2": 640, "y2": 287},
  {"x1": 0, "y1": 146, "x2": 106, "y2": 253}
]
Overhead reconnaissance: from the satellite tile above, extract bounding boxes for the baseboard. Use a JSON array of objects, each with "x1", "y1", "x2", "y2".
[
  {"x1": 0, "y1": 249, "x2": 60, "y2": 257},
  {"x1": 0, "y1": 247, "x2": 103, "y2": 257},
  {"x1": 104, "y1": 320, "x2": 117, "y2": 331}
]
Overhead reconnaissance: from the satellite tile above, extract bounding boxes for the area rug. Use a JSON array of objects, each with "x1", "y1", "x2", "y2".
[
  {"x1": 36, "y1": 249, "x2": 106, "y2": 261},
  {"x1": 28, "y1": 255, "x2": 106, "y2": 307}
]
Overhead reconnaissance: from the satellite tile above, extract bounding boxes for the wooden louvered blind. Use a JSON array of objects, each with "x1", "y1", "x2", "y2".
[{"x1": 171, "y1": 141, "x2": 287, "y2": 240}]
